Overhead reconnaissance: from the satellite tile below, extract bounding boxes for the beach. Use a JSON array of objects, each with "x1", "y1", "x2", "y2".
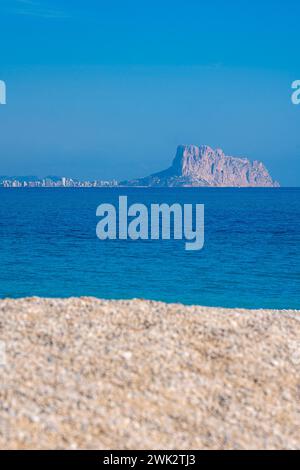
[{"x1": 0, "y1": 297, "x2": 299, "y2": 450}]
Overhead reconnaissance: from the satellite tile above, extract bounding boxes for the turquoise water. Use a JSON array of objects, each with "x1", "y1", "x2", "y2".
[{"x1": 0, "y1": 187, "x2": 299, "y2": 309}]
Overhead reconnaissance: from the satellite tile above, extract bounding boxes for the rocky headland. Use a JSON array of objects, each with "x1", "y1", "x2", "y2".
[{"x1": 122, "y1": 145, "x2": 279, "y2": 187}]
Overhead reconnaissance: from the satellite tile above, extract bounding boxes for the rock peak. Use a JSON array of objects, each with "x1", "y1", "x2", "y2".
[{"x1": 122, "y1": 144, "x2": 280, "y2": 187}]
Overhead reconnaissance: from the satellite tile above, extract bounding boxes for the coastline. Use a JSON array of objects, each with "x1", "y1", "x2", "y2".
[{"x1": 0, "y1": 297, "x2": 299, "y2": 450}]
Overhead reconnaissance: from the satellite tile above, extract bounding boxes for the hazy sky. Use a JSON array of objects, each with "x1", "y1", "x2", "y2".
[{"x1": 0, "y1": 0, "x2": 300, "y2": 185}]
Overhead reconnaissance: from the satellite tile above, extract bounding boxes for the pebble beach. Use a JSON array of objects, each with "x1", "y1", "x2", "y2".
[{"x1": 0, "y1": 297, "x2": 299, "y2": 450}]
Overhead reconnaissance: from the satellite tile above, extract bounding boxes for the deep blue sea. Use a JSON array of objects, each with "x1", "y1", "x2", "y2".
[{"x1": 0, "y1": 188, "x2": 299, "y2": 309}]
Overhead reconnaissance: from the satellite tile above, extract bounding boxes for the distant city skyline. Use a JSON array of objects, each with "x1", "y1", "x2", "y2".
[
  {"x1": 0, "y1": 176, "x2": 118, "y2": 188},
  {"x1": 0, "y1": 1, "x2": 300, "y2": 186}
]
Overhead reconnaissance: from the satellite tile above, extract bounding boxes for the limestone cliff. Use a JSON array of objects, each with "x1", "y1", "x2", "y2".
[{"x1": 122, "y1": 145, "x2": 279, "y2": 187}]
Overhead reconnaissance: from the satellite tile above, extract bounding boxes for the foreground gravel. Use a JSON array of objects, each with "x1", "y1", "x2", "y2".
[{"x1": 0, "y1": 297, "x2": 299, "y2": 450}]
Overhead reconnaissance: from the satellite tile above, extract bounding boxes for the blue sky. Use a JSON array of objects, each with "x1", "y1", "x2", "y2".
[{"x1": 0, "y1": 0, "x2": 300, "y2": 184}]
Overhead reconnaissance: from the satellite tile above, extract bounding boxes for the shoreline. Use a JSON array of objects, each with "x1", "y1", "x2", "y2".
[
  {"x1": 1, "y1": 297, "x2": 299, "y2": 450},
  {"x1": 1, "y1": 296, "x2": 299, "y2": 312},
  {"x1": 0, "y1": 185, "x2": 289, "y2": 189}
]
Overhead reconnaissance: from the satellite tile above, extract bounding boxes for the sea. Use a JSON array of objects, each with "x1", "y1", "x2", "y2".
[{"x1": 0, "y1": 187, "x2": 299, "y2": 309}]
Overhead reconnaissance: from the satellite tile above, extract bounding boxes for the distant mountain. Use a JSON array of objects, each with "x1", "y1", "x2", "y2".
[
  {"x1": 121, "y1": 145, "x2": 280, "y2": 187},
  {"x1": 44, "y1": 176, "x2": 62, "y2": 182}
]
